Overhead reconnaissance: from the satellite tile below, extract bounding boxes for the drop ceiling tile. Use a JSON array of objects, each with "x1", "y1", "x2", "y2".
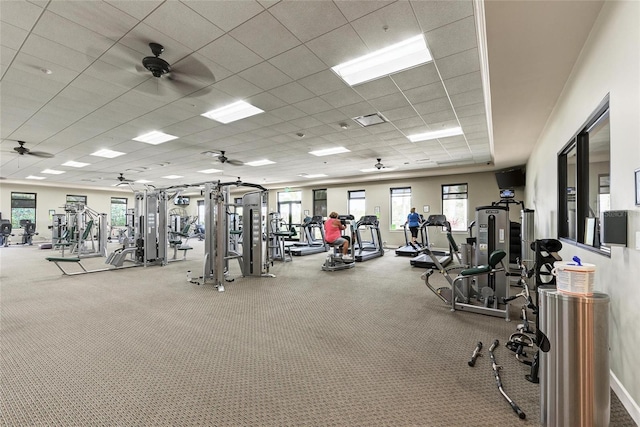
[
  {"x1": 47, "y1": 1, "x2": 138, "y2": 41},
  {"x1": 230, "y1": 11, "x2": 300, "y2": 60},
  {"x1": 462, "y1": 122, "x2": 488, "y2": 134},
  {"x1": 246, "y1": 113, "x2": 285, "y2": 128},
  {"x1": 425, "y1": 16, "x2": 477, "y2": 60},
  {"x1": 391, "y1": 63, "x2": 441, "y2": 91},
  {"x1": 311, "y1": 109, "x2": 351, "y2": 125},
  {"x1": 392, "y1": 116, "x2": 425, "y2": 131},
  {"x1": 20, "y1": 34, "x2": 95, "y2": 72},
  {"x1": 454, "y1": 102, "x2": 486, "y2": 118},
  {"x1": 351, "y1": 1, "x2": 421, "y2": 51},
  {"x1": 145, "y1": 2, "x2": 224, "y2": 51},
  {"x1": 238, "y1": 61, "x2": 292, "y2": 91},
  {"x1": 369, "y1": 93, "x2": 411, "y2": 112},
  {"x1": 2, "y1": 65, "x2": 68, "y2": 95},
  {"x1": 213, "y1": 75, "x2": 263, "y2": 99},
  {"x1": 333, "y1": 0, "x2": 394, "y2": 21},
  {"x1": 320, "y1": 89, "x2": 365, "y2": 109},
  {"x1": 338, "y1": 101, "x2": 377, "y2": 119},
  {"x1": 404, "y1": 81, "x2": 447, "y2": 104},
  {"x1": 197, "y1": 34, "x2": 263, "y2": 74},
  {"x1": 185, "y1": 0, "x2": 264, "y2": 32},
  {"x1": 1, "y1": 23, "x2": 28, "y2": 51},
  {"x1": 288, "y1": 116, "x2": 324, "y2": 130},
  {"x1": 299, "y1": 70, "x2": 348, "y2": 96},
  {"x1": 0, "y1": 0, "x2": 43, "y2": 31},
  {"x1": 413, "y1": 0, "x2": 474, "y2": 32},
  {"x1": 270, "y1": 105, "x2": 307, "y2": 121},
  {"x1": 270, "y1": 82, "x2": 317, "y2": 104},
  {"x1": 413, "y1": 97, "x2": 452, "y2": 116},
  {"x1": 353, "y1": 77, "x2": 401, "y2": 101},
  {"x1": 444, "y1": 71, "x2": 482, "y2": 96},
  {"x1": 381, "y1": 105, "x2": 416, "y2": 122},
  {"x1": 293, "y1": 97, "x2": 334, "y2": 115},
  {"x1": 269, "y1": 45, "x2": 327, "y2": 80},
  {"x1": 436, "y1": 48, "x2": 480, "y2": 80},
  {"x1": 0, "y1": 46, "x2": 17, "y2": 76},
  {"x1": 244, "y1": 91, "x2": 287, "y2": 111},
  {"x1": 421, "y1": 109, "x2": 457, "y2": 125},
  {"x1": 306, "y1": 24, "x2": 368, "y2": 67},
  {"x1": 450, "y1": 89, "x2": 483, "y2": 107},
  {"x1": 104, "y1": 1, "x2": 163, "y2": 20},
  {"x1": 269, "y1": 1, "x2": 347, "y2": 43}
]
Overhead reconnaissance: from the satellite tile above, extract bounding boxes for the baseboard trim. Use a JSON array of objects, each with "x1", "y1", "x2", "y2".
[{"x1": 611, "y1": 371, "x2": 640, "y2": 425}]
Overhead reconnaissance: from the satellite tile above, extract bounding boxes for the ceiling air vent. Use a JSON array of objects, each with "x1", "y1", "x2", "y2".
[{"x1": 352, "y1": 113, "x2": 387, "y2": 128}]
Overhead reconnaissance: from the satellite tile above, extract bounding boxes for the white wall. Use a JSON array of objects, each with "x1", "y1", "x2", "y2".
[
  {"x1": 526, "y1": 0, "x2": 640, "y2": 417},
  {"x1": 0, "y1": 182, "x2": 135, "y2": 241}
]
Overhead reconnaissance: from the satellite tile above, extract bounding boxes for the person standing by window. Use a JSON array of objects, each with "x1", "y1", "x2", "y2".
[{"x1": 407, "y1": 207, "x2": 421, "y2": 246}]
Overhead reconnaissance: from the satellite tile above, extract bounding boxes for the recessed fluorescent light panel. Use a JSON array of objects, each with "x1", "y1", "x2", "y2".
[
  {"x1": 62, "y1": 161, "x2": 90, "y2": 168},
  {"x1": 198, "y1": 169, "x2": 223, "y2": 174},
  {"x1": 91, "y1": 149, "x2": 125, "y2": 158},
  {"x1": 245, "y1": 159, "x2": 274, "y2": 167},
  {"x1": 300, "y1": 174, "x2": 328, "y2": 178},
  {"x1": 41, "y1": 169, "x2": 65, "y2": 175},
  {"x1": 26, "y1": 175, "x2": 46, "y2": 180},
  {"x1": 408, "y1": 127, "x2": 464, "y2": 142},
  {"x1": 331, "y1": 35, "x2": 432, "y2": 86},
  {"x1": 201, "y1": 101, "x2": 264, "y2": 124},
  {"x1": 309, "y1": 147, "x2": 351, "y2": 157},
  {"x1": 133, "y1": 131, "x2": 178, "y2": 145},
  {"x1": 162, "y1": 175, "x2": 183, "y2": 180},
  {"x1": 135, "y1": 179, "x2": 153, "y2": 184}
]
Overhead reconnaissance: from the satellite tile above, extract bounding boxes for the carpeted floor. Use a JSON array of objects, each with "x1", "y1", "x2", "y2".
[{"x1": 0, "y1": 241, "x2": 636, "y2": 426}]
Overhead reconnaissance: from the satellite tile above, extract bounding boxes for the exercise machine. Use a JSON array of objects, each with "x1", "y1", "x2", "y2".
[
  {"x1": 289, "y1": 216, "x2": 327, "y2": 256},
  {"x1": 268, "y1": 212, "x2": 295, "y2": 262},
  {"x1": 409, "y1": 215, "x2": 461, "y2": 268},
  {"x1": 0, "y1": 221, "x2": 13, "y2": 247},
  {"x1": 354, "y1": 215, "x2": 384, "y2": 262},
  {"x1": 322, "y1": 214, "x2": 356, "y2": 271},
  {"x1": 19, "y1": 220, "x2": 38, "y2": 245},
  {"x1": 395, "y1": 215, "x2": 426, "y2": 256}
]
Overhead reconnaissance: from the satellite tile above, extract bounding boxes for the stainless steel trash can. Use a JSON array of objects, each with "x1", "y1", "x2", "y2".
[{"x1": 539, "y1": 288, "x2": 610, "y2": 427}]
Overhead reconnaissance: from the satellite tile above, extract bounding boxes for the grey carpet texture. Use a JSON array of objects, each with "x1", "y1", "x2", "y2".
[{"x1": 1, "y1": 242, "x2": 636, "y2": 426}]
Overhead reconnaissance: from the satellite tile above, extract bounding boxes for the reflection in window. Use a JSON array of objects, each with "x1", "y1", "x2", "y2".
[{"x1": 558, "y1": 98, "x2": 610, "y2": 251}]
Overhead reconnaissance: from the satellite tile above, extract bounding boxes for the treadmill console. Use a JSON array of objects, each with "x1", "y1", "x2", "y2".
[{"x1": 499, "y1": 189, "x2": 515, "y2": 199}]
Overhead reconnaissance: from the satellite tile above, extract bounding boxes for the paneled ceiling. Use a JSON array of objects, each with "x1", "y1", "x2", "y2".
[{"x1": 0, "y1": 0, "x2": 603, "y2": 191}]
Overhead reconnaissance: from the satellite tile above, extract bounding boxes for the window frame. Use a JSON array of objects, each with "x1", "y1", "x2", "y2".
[
  {"x1": 441, "y1": 183, "x2": 469, "y2": 232},
  {"x1": 348, "y1": 190, "x2": 366, "y2": 221},
  {"x1": 557, "y1": 96, "x2": 610, "y2": 255},
  {"x1": 313, "y1": 189, "x2": 327, "y2": 218},
  {"x1": 110, "y1": 197, "x2": 128, "y2": 227},
  {"x1": 66, "y1": 194, "x2": 87, "y2": 204},
  {"x1": 11, "y1": 192, "x2": 37, "y2": 228},
  {"x1": 390, "y1": 187, "x2": 411, "y2": 231}
]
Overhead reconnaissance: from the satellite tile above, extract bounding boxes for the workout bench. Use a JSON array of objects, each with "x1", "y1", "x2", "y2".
[{"x1": 46, "y1": 257, "x2": 88, "y2": 275}]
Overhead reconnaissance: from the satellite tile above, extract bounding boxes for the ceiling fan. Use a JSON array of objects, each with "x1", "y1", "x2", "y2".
[
  {"x1": 115, "y1": 173, "x2": 134, "y2": 185},
  {"x1": 212, "y1": 150, "x2": 243, "y2": 166},
  {"x1": 137, "y1": 42, "x2": 215, "y2": 95},
  {"x1": 11, "y1": 141, "x2": 54, "y2": 158},
  {"x1": 374, "y1": 158, "x2": 386, "y2": 170}
]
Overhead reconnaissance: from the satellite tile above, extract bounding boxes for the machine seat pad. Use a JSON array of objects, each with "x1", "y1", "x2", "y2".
[
  {"x1": 177, "y1": 246, "x2": 193, "y2": 251},
  {"x1": 460, "y1": 265, "x2": 492, "y2": 276},
  {"x1": 46, "y1": 257, "x2": 81, "y2": 263}
]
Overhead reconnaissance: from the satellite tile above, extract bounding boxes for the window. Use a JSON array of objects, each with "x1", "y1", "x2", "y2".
[
  {"x1": 558, "y1": 98, "x2": 610, "y2": 251},
  {"x1": 390, "y1": 187, "x2": 411, "y2": 230},
  {"x1": 11, "y1": 192, "x2": 36, "y2": 228},
  {"x1": 110, "y1": 198, "x2": 127, "y2": 226},
  {"x1": 442, "y1": 184, "x2": 468, "y2": 232},
  {"x1": 197, "y1": 200, "x2": 205, "y2": 225},
  {"x1": 313, "y1": 189, "x2": 327, "y2": 218},
  {"x1": 348, "y1": 190, "x2": 366, "y2": 221},
  {"x1": 67, "y1": 195, "x2": 87, "y2": 204},
  {"x1": 278, "y1": 190, "x2": 302, "y2": 236}
]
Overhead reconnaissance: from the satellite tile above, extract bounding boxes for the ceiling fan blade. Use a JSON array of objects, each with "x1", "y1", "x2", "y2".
[
  {"x1": 27, "y1": 151, "x2": 54, "y2": 158},
  {"x1": 171, "y1": 56, "x2": 215, "y2": 84},
  {"x1": 227, "y1": 159, "x2": 244, "y2": 166}
]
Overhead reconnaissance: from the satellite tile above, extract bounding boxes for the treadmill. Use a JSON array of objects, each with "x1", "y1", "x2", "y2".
[
  {"x1": 410, "y1": 215, "x2": 454, "y2": 268},
  {"x1": 289, "y1": 215, "x2": 328, "y2": 256},
  {"x1": 394, "y1": 215, "x2": 426, "y2": 257},
  {"x1": 354, "y1": 215, "x2": 384, "y2": 262}
]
